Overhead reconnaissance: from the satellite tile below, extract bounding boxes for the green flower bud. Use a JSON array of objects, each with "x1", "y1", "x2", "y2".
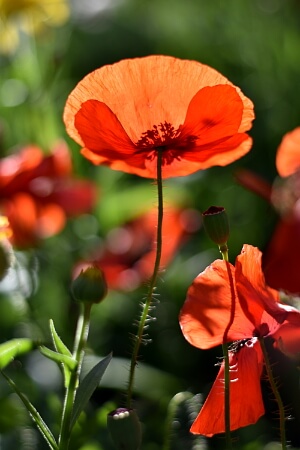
[
  {"x1": 107, "y1": 408, "x2": 142, "y2": 450},
  {"x1": 71, "y1": 265, "x2": 107, "y2": 304},
  {"x1": 202, "y1": 206, "x2": 229, "y2": 252}
]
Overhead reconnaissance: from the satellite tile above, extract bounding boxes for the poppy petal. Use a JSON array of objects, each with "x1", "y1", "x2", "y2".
[
  {"x1": 181, "y1": 85, "x2": 244, "y2": 143},
  {"x1": 272, "y1": 322, "x2": 300, "y2": 357},
  {"x1": 235, "y1": 245, "x2": 300, "y2": 333},
  {"x1": 64, "y1": 55, "x2": 254, "y2": 147},
  {"x1": 276, "y1": 127, "x2": 300, "y2": 177},
  {"x1": 75, "y1": 100, "x2": 137, "y2": 158},
  {"x1": 191, "y1": 342, "x2": 264, "y2": 436},
  {"x1": 179, "y1": 260, "x2": 254, "y2": 349}
]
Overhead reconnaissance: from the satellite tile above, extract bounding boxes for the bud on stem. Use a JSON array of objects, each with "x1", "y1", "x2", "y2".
[
  {"x1": 71, "y1": 265, "x2": 107, "y2": 304},
  {"x1": 202, "y1": 206, "x2": 229, "y2": 255},
  {"x1": 107, "y1": 408, "x2": 142, "y2": 450}
]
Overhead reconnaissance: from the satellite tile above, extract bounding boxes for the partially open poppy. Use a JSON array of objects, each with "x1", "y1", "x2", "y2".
[
  {"x1": 74, "y1": 206, "x2": 200, "y2": 291},
  {"x1": 0, "y1": 141, "x2": 97, "y2": 248},
  {"x1": 179, "y1": 244, "x2": 300, "y2": 436},
  {"x1": 64, "y1": 55, "x2": 254, "y2": 179}
]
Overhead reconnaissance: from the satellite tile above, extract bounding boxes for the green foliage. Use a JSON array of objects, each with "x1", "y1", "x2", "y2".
[{"x1": 70, "y1": 353, "x2": 112, "y2": 428}]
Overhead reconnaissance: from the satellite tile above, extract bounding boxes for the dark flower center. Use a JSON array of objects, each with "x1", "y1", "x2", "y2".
[
  {"x1": 135, "y1": 121, "x2": 197, "y2": 166},
  {"x1": 230, "y1": 338, "x2": 254, "y2": 353},
  {"x1": 136, "y1": 121, "x2": 181, "y2": 148}
]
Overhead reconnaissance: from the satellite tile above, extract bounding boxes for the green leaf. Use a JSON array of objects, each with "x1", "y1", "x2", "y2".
[
  {"x1": 46, "y1": 321, "x2": 75, "y2": 387},
  {"x1": 1, "y1": 370, "x2": 58, "y2": 450},
  {"x1": 39, "y1": 346, "x2": 77, "y2": 371},
  {"x1": 49, "y1": 319, "x2": 72, "y2": 357},
  {"x1": 0, "y1": 338, "x2": 34, "y2": 369},
  {"x1": 70, "y1": 353, "x2": 112, "y2": 428}
]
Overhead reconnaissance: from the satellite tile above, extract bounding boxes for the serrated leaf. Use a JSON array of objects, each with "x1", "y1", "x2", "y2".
[
  {"x1": 39, "y1": 346, "x2": 77, "y2": 371},
  {"x1": 70, "y1": 353, "x2": 112, "y2": 428},
  {"x1": 49, "y1": 320, "x2": 72, "y2": 357},
  {"x1": 1, "y1": 370, "x2": 58, "y2": 450},
  {"x1": 0, "y1": 339, "x2": 34, "y2": 369}
]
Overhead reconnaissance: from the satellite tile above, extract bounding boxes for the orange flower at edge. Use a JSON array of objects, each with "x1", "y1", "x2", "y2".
[
  {"x1": 64, "y1": 55, "x2": 254, "y2": 179},
  {"x1": 276, "y1": 127, "x2": 300, "y2": 178}
]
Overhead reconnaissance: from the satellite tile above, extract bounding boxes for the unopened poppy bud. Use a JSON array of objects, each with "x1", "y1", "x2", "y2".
[
  {"x1": 71, "y1": 265, "x2": 107, "y2": 304},
  {"x1": 202, "y1": 206, "x2": 229, "y2": 252},
  {"x1": 107, "y1": 408, "x2": 142, "y2": 450}
]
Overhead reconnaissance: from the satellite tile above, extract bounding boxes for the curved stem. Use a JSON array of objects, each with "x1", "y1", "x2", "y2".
[
  {"x1": 259, "y1": 337, "x2": 287, "y2": 450},
  {"x1": 220, "y1": 246, "x2": 233, "y2": 449},
  {"x1": 58, "y1": 303, "x2": 92, "y2": 449},
  {"x1": 127, "y1": 150, "x2": 164, "y2": 408}
]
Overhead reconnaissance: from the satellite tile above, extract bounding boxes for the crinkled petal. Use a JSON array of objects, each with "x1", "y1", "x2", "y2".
[
  {"x1": 276, "y1": 127, "x2": 300, "y2": 177},
  {"x1": 64, "y1": 55, "x2": 254, "y2": 146},
  {"x1": 191, "y1": 343, "x2": 264, "y2": 436},
  {"x1": 181, "y1": 85, "x2": 244, "y2": 144},
  {"x1": 179, "y1": 260, "x2": 254, "y2": 349},
  {"x1": 74, "y1": 100, "x2": 150, "y2": 176},
  {"x1": 235, "y1": 245, "x2": 300, "y2": 333}
]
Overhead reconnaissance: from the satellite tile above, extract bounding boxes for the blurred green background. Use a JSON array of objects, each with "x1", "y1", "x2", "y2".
[{"x1": 1, "y1": 0, "x2": 300, "y2": 449}]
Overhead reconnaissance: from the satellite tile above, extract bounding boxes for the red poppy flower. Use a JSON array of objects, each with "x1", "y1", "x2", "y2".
[
  {"x1": 74, "y1": 206, "x2": 200, "y2": 291},
  {"x1": 0, "y1": 141, "x2": 97, "y2": 248},
  {"x1": 179, "y1": 244, "x2": 300, "y2": 436},
  {"x1": 63, "y1": 55, "x2": 254, "y2": 179}
]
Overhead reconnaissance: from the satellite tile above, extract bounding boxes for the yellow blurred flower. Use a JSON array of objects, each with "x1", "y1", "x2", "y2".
[
  {"x1": 0, "y1": 0, "x2": 70, "y2": 54},
  {"x1": 0, "y1": 216, "x2": 12, "y2": 240}
]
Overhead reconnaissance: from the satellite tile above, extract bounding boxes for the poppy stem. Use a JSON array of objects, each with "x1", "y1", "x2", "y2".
[
  {"x1": 127, "y1": 150, "x2": 164, "y2": 409},
  {"x1": 259, "y1": 337, "x2": 287, "y2": 449},
  {"x1": 220, "y1": 246, "x2": 233, "y2": 449}
]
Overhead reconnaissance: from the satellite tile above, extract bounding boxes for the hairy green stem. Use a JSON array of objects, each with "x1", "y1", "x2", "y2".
[
  {"x1": 259, "y1": 337, "x2": 287, "y2": 449},
  {"x1": 220, "y1": 246, "x2": 233, "y2": 449},
  {"x1": 127, "y1": 150, "x2": 164, "y2": 408},
  {"x1": 58, "y1": 303, "x2": 92, "y2": 449}
]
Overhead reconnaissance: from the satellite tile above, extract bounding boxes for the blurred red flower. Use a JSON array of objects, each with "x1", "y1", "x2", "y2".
[
  {"x1": 64, "y1": 55, "x2": 254, "y2": 179},
  {"x1": 0, "y1": 141, "x2": 97, "y2": 248},
  {"x1": 179, "y1": 244, "x2": 300, "y2": 436},
  {"x1": 236, "y1": 127, "x2": 300, "y2": 294},
  {"x1": 74, "y1": 206, "x2": 201, "y2": 291}
]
